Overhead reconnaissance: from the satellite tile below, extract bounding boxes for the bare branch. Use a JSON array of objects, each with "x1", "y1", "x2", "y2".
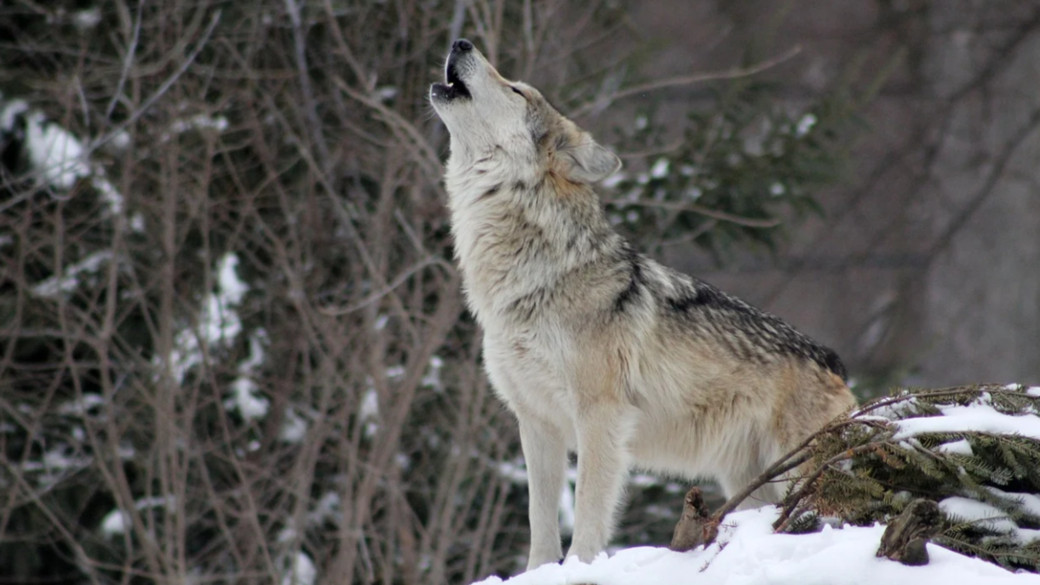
[
  {"x1": 611, "y1": 198, "x2": 784, "y2": 228},
  {"x1": 571, "y1": 45, "x2": 802, "y2": 118}
]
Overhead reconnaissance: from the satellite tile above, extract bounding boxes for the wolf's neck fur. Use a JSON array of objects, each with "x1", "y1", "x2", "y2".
[{"x1": 444, "y1": 148, "x2": 623, "y2": 323}]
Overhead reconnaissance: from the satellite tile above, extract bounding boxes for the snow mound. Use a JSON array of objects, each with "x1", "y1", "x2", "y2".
[
  {"x1": 895, "y1": 403, "x2": 1040, "y2": 441},
  {"x1": 474, "y1": 507, "x2": 1039, "y2": 585}
]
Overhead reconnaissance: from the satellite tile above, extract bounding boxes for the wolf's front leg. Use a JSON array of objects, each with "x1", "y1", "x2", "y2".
[
  {"x1": 567, "y1": 402, "x2": 633, "y2": 562},
  {"x1": 518, "y1": 415, "x2": 567, "y2": 570}
]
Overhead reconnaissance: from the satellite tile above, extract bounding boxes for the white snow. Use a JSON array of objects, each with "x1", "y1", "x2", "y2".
[
  {"x1": 649, "y1": 158, "x2": 670, "y2": 179},
  {"x1": 229, "y1": 378, "x2": 267, "y2": 420},
  {"x1": 1, "y1": 98, "x2": 126, "y2": 214},
  {"x1": 421, "y1": 355, "x2": 444, "y2": 391},
  {"x1": 100, "y1": 509, "x2": 129, "y2": 537},
  {"x1": 72, "y1": 8, "x2": 102, "y2": 30},
  {"x1": 105, "y1": 130, "x2": 132, "y2": 152},
  {"x1": 936, "y1": 494, "x2": 1040, "y2": 545},
  {"x1": 559, "y1": 481, "x2": 575, "y2": 536},
  {"x1": 376, "y1": 86, "x2": 399, "y2": 102},
  {"x1": 165, "y1": 113, "x2": 229, "y2": 138},
  {"x1": 203, "y1": 253, "x2": 246, "y2": 342},
  {"x1": 601, "y1": 171, "x2": 626, "y2": 189},
  {"x1": 308, "y1": 491, "x2": 341, "y2": 526},
  {"x1": 25, "y1": 111, "x2": 90, "y2": 189},
  {"x1": 939, "y1": 496, "x2": 1018, "y2": 535},
  {"x1": 217, "y1": 254, "x2": 248, "y2": 305},
  {"x1": 31, "y1": 250, "x2": 113, "y2": 298},
  {"x1": 496, "y1": 459, "x2": 530, "y2": 484},
  {"x1": 100, "y1": 496, "x2": 176, "y2": 538},
  {"x1": 684, "y1": 186, "x2": 703, "y2": 200},
  {"x1": 1, "y1": 99, "x2": 28, "y2": 131},
  {"x1": 57, "y1": 393, "x2": 105, "y2": 415},
  {"x1": 167, "y1": 253, "x2": 249, "y2": 383},
  {"x1": 987, "y1": 487, "x2": 1040, "y2": 520},
  {"x1": 279, "y1": 407, "x2": 308, "y2": 443},
  {"x1": 936, "y1": 438, "x2": 974, "y2": 455},
  {"x1": 472, "y1": 507, "x2": 1038, "y2": 585},
  {"x1": 129, "y1": 212, "x2": 146, "y2": 232},
  {"x1": 795, "y1": 113, "x2": 817, "y2": 137},
  {"x1": 281, "y1": 551, "x2": 316, "y2": 585},
  {"x1": 91, "y1": 175, "x2": 125, "y2": 214},
  {"x1": 360, "y1": 387, "x2": 380, "y2": 438},
  {"x1": 894, "y1": 404, "x2": 1040, "y2": 441},
  {"x1": 226, "y1": 332, "x2": 269, "y2": 421},
  {"x1": 1016, "y1": 529, "x2": 1040, "y2": 545}
]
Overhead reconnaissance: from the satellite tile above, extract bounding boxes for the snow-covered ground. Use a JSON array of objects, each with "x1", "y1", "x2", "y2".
[{"x1": 474, "y1": 507, "x2": 1040, "y2": 585}]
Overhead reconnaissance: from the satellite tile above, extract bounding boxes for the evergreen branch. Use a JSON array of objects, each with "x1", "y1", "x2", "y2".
[
  {"x1": 699, "y1": 414, "x2": 896, "y2": 541},
  {"x1": 773, "y1": 442, "x2": 890, "y2": 532},
  {"x1": 740, "y1": 385, "x2": 1040, "y2": 572},
  {"x1": 854, "y1": 385, "x2": 1040, "y2": 418}
]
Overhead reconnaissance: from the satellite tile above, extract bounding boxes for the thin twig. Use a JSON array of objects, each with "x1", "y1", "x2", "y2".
[
  {"x1": 319, "y1": 257, "x2": 452, "y2": 315},
  {"x1": 285, "y1": 0, "x2": 331, "y2": 172},
  {"x1": 91, "y1": 10, "x2": 222, "y2": 154},
  {"x1": 333, "y1": 75, "x2": 443, "y2": 182},
  {"x1": 614, "y1": 199, "x2": 783, "y2": 228},
  {"x1": 105, "y1": 1, "x2": 142, "y2": 120},
  {"x1": 571, "y1": 45, "x2": 802, "y2": 118}
]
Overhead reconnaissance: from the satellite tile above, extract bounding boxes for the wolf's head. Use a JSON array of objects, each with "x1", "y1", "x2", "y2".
[{"x1": 431, "y1": 39, "x2": 620, "y2": 184}]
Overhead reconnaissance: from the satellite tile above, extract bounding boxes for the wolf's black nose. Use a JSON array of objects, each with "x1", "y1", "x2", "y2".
[{"x1": 453, "y1": 39, "x2": 473, "y2": 52}]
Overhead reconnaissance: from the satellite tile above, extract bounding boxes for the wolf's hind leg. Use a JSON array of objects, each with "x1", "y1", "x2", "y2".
[
  {"x1": 518, "y1": 415, "x2": 567, "y2": 570},
  {"x1": 719, "y1": 453, "x2": 786, "y2": 511}
]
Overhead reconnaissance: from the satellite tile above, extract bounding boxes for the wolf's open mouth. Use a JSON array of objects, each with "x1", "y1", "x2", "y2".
[{"x1": 432, "y1": 60, "x2": 471, "y2": 101}]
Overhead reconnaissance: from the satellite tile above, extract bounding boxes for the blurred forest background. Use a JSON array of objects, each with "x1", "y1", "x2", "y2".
[{"x1": 0, "y1": 0, "x2": 1037, "y2": 583}]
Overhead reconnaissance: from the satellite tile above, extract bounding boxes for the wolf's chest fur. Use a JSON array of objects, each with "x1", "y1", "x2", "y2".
[
  {"x1": 446, "y1": 155, "x2": 625, "y2": 327},
  {"x1": 445, "y1": 155, "x2": 633, "y2": 417}
]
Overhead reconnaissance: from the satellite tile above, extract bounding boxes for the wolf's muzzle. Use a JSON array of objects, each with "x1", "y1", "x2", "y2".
[{"x1": 431, "y1": 38, "x2": 475, "y2": 102}]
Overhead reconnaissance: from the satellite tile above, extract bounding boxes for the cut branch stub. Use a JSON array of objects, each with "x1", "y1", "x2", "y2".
[{"x1": 670, "y1": 487, "x2": 719, "y2": 552}]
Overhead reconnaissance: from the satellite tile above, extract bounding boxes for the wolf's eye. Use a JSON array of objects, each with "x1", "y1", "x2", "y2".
[{"x1": 510, "y1": 86, "x2": 525, "y2": 98}]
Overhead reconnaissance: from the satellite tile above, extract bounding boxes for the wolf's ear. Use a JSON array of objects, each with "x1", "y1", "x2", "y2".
[{"x1": 558, "y1": 132, "x2": 622, "y2": 184}]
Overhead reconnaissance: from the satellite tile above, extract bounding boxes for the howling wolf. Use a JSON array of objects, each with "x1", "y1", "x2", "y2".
[{"x1": 430, "y1": 39, "x2": 855, "y2": 570}]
